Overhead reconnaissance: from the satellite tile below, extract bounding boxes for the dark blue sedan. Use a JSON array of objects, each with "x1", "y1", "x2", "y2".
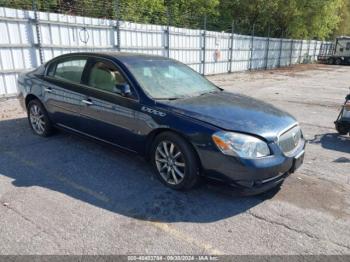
[{"x1": 17, "y1": 52, "x2": 305, "y2": 194}]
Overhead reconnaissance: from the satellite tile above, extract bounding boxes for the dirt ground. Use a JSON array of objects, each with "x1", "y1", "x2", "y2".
[{"x1": 0, "y1": 64, "x2": 349, "y2": 255}]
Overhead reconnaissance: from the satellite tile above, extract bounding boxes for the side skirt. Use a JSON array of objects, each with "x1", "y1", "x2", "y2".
[{"x1": 55, "y1": 123, "x2": 139, "y2": 155}]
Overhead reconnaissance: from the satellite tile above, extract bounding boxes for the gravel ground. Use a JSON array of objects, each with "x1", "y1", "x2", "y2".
[{"x1": 0, "y1": 64, "x2": 349, "y2": 255}]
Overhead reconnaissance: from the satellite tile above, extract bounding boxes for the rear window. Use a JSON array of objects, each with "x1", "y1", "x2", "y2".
[{"x1": 48, "y1": 58, "x2": 87, "y2": 84}]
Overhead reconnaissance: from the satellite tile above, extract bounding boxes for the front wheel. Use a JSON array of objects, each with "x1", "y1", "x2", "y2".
[
  {"x1": 27, "y1": 99, "x2": 54, "y2": 137},
  {"x1": 150, "y1": 132, "x2": 200, "y2": 190}
]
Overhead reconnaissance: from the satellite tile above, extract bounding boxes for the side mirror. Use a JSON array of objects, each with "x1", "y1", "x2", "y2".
[{"x1": 114, "y1": 83, "x2": 131, "y2": 97}]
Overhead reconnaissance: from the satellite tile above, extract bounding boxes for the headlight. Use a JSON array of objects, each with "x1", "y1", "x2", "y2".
[{"x1": 212, "y1": 131, "x2": 270, "y2": 159}]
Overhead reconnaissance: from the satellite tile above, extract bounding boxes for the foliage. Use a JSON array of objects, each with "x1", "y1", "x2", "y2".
[
  {"x1": 335, "y1": 0, "x2": 350, "y2": 36},
  {"x1": 0, "y1": 0, "x2": 348, "y2": 40},
  {"x1": 215, "y1": 0, "x2": 344, "y2": 39}
]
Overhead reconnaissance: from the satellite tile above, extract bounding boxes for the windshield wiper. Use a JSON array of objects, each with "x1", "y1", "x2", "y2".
[
  {"x1": 154, "y1": 97, "x2": 179, "y2": 101},
  {"x1": 197, "y1": 90, "x2": 220, "y2": 97},
  {"x1": 154, "y1": 96, "x2": 187, "y2": 101},
  {"x1": 154, "y1": 91, "x2": 220, "y2": 100}
]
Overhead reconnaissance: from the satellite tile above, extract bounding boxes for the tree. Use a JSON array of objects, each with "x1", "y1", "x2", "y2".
[
  {"x1": 285, "y1": 0, "x2": 344, "y2": 40},
  {"x1": 0, "y1": 0, "x2": 346, "y2": 40},
  {"x1": 165, "y1": 0, "x2": 219, "y2": 28},
  {"x1": 215, "y1": 0, "x2": 279, "y2": 34},
  {"x1": 117, "y1": 0, "x2": 167, "y2": 24},
  {"x1": 335, "y1": 0, "x2": 350, "y2": 36},
  {"x1": 215, "y1": 0, "x2": 344, "y2": 40}
]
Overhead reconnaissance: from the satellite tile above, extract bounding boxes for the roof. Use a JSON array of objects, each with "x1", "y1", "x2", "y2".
[
  {"x1": 337, "y1": 36, "x2": 350, "y2": 40},
  {"x1": 56, "y1": 51, "x2": 171, "y2": 63}
]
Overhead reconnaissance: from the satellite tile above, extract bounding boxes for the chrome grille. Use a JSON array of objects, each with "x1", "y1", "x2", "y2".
[{"x1": 278, "y1": 125, "x2": 302, "y2": 155}]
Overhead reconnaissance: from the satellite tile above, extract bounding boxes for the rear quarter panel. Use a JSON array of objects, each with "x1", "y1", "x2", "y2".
[{"x1": 17, "y1": 66, "x2": 46, "y2": 109}]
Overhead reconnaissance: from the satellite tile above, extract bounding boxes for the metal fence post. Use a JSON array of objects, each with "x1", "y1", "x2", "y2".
[
  {"x1": 114, "y1": 0, "x2": 121, "y2": 51},
  {"x1": 298, "y1": 40, "x2": 303, "y2": 63},
  {"x1": 278, "y1": 34, "x2": 283, "y2": 68},
  {"x1": 313, "y1": 40, "x2": 317, "y2": 62},
  {"x1": 228, "y1": 21, "x2": 234, "y2": 73},
  {"x1": 32, "y1": 0, "x2": 43, "y2": 64},
  {"x1": 289, "y1": 39, "x2": 294, "y2": 66},
  {"x1": 165, "y1": 7, "x2": 171, "y2": 58},
  {"x1": 264, "y1": 25, "x2": 270, "y2": 70},
  {"x1": 307, "y1": 39, "x2": 311, "y2": 62},
  {"x1": 249, "y1": 24, "x2": 255, "y2": 70},
  {"x1": 202, "y1": 15, "x2": 207, "y2": 75}
]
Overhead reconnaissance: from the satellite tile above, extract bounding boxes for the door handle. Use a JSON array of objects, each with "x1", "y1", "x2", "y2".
[
  {"x1": 82, "y1": 99, "x2": 93, "y2": 105},
  {"x1": 44, "y1": 87, "x2": 53, "y2": 93}
]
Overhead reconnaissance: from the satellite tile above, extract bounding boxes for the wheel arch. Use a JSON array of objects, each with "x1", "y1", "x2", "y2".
[
  {"x1": 145, "y1": 128, "x2": 203, "y2": 171},
  {"x1": 25, "y1": 94, "x2": 40, "y2": 109}
]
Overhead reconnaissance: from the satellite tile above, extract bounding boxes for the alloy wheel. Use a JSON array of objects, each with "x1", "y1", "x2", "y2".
[
  {"x1": 155, "y1": 141, "x2": 186, "y2": 185},
  {"x1": 29, "y1": 104, "x2": 46, "y2": 135}
]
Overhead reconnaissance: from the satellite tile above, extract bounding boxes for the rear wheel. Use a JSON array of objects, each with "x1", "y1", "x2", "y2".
[
  {"x1": 328, "y1": 58, "x2": 334, "y2": 65},
  {"x1": 335, "y1": 122, "x2": 349, "y2": 135},
  {"x1": 150, "y1": 132, "x2": 200, "y2": 190},
  {"x1": 335, "y1": 58, "x2": 342, "y2": 65},
  {"x1": 27, "y1": 99, "x2": 54, "y2": 137}
]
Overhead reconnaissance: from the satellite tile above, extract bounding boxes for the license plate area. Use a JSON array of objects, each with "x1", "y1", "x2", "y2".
[{"x1": 291, "y1": 151, "x2": 304, "y2": 173}]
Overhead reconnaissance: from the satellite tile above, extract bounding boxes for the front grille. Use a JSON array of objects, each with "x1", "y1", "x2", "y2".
[{"x1": 278, "y1": 125, "x2": 302, "y2": 156}]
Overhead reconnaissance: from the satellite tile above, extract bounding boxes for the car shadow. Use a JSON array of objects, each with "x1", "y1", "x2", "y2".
[
  {"x1": 0, "y1": 117, "x2": 278, "y2": 223},
  {"x1": 307, "y1": 133, "x2": 350, "y2": 154}
]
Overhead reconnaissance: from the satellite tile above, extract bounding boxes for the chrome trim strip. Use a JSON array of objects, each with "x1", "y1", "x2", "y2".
[
  {"x1": 294, "y1": 149, "x2": 305, "y2": 159},
  {"x1": 81, "y1": 99, "x2": 93, "y2": 105},
  {"x1": 261, "y1": 150, "x2": 304, "y2": 184},
  {"x1": 277, "y1": 122, "x2": 299, "y2": 139},
  {"x1": 261, "y1": 173, "x2": 285, "y2": 183}
]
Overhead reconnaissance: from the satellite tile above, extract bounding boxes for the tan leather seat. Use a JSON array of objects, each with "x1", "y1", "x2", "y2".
[
  {"x1": 114, "y1": 71, "x2": 125, "y2": 84},
  {"x1": 89, "y1": 67, "x2": 116, "y2": 92}
]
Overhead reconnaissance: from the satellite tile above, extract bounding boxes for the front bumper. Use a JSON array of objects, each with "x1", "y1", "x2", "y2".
[
  {"x1": 199, "y1": 140, "x2": 306, "y2": 193},
  {"x1": 236, "y1": 172, "x2": 290, "y2": 195}
]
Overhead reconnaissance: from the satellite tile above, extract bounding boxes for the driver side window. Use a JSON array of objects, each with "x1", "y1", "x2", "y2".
[
  {"x1": 346, "y1": 42, "x2": 350, "y2": 51},
  {"x1": 88, "y1": 61, "x2": 127, "y2": 94}
]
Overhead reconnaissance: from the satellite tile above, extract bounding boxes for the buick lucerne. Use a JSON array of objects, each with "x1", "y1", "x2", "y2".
[{"x1": 18, "y1": 52, "x2": 305, "y2": 194}]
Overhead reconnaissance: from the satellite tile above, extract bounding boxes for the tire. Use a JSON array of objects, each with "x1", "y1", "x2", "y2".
[
  {"x1": 27, "y1": 99, "x2": 54, "y2": 137},
  {"x1": 328, "y1": 58, "x2": 334, "y2": 65},
  {"x1": 335, "y1": 58, "x2": 342, "y2": 65},
  {"x1": 150, "y1": 132, "x2": 200, "y2": 190},
  {"x1": 335, "y1": 122, "x2": 349, "y2": 135}
]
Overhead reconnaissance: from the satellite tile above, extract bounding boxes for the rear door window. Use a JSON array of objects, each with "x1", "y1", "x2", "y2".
[{"x1": 48, "y1": 58, "x2": 87, "y2": 84}]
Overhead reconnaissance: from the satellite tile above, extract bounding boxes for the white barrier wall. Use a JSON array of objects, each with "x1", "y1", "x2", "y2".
[{"x1": 0, "y1": 7, "x2": 326, "y2": 97}]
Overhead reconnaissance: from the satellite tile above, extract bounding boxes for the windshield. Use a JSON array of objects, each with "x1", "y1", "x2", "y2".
[{"x1": 125, "y1": 59, "x2": 219, "y2": 99}]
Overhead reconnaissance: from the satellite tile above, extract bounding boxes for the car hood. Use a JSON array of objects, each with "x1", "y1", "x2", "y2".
[{"x1": 159, "y1": 91, "x2": 297, "y2": 141}]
